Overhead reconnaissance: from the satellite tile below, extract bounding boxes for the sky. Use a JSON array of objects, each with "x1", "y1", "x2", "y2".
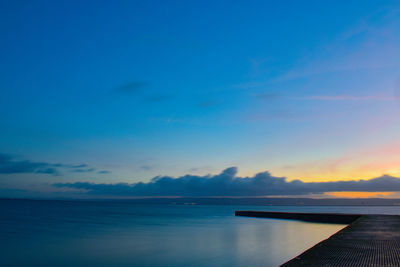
[{"x1": 1, "y1": 0, "x2": 400, "y2": 198}]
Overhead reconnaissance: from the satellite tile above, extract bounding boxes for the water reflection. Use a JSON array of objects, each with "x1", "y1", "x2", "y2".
[{"x1": 6, "y1": 200, "x2": 398, "y2": 266}]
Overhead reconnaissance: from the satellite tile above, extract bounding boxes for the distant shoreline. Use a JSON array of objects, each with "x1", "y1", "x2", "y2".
[{"x1": 2, "y1": 197, "x2": 400, "y2": 206}]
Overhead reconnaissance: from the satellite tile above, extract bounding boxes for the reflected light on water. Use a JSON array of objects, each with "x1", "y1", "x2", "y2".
[{"x1": 0, "y1": 200, "x2": 354, "y2": 266}]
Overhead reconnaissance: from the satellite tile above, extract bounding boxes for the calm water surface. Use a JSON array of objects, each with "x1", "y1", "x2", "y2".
[{"x1": 2, "y1": 200, "x2": 400, "y2": 266}]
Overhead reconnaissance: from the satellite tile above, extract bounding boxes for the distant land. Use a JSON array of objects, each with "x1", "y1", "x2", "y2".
[{"x1": 3, "y1": 198, "x2": 400, "y2": 206}]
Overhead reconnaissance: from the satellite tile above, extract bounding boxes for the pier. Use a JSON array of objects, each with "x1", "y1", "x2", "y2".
[{"x1": 235, "y1": 211, "x2": 400, "y2": 266}]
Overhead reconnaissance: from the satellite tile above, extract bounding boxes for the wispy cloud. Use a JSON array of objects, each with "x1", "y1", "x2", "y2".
[
  {"x1": 0, "y1": 153, "x2": 59, "y2": 175},
  {"x1": 67, "y1": 164, "x2": 88, "y2": 168},
  {"x1": 146, "y1": 94, "x2": 170, "y2": 102},
  {"x1": 114, "y1": 82, "x2": 147, "y2": 94},
  {"x1": 113, "y1": 82, "x2": 172, "y2": 103},
  {"x1": 54, "y1": 167, "x2": 400, "y2": 197},
  {"x1": 71, "y1": 168, "x2": 95, "y2": 173},
  {"x1": 276, "y1": 7, "x2": 400, "y2": 81},
  {"x1": 0, "y1": 153, "x2": 108, "y2": 176},
  {"x1": 140, "y1": 165, "x2": 154, "y2": 171},
  {"x1": 187, "y1": 166, "x2": 213, "y2": 173},
  {"x1": 298, "y1": 95, "x2": 400, "y2": 101}
]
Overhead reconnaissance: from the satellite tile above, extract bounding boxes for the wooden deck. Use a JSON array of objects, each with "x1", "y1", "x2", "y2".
[{"x1": 235, "y1": 211, "x2": 400, "y2": 266}]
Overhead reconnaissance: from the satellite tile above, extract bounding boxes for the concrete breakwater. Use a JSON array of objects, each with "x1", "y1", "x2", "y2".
[{"x1": 235, "y1": 211, "x2": 361, "y2": 224}]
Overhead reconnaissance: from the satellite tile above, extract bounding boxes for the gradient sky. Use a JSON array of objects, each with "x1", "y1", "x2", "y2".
[{"x1": 1, "y1": 0, "x2": 400, "y2": 198}]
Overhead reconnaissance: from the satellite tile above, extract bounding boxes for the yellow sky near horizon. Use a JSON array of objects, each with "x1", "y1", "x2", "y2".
[
  {"x1": 325, "y1": 192, "x2": 394, "y2": 198},
  {"x1": 270, "y1": 142, "x2": 400, "y2": 182}
]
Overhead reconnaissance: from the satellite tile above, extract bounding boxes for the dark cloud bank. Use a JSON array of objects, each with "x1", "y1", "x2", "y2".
[
  {"x1": 0, "y1": 153, "x2": 109, "y2": 176},
  {"x1": 0, "y1": 153, "x2": 59, "y2": 175},
  {"x1": 54, "y1": 167, "x2": 400, "y2": 197}
]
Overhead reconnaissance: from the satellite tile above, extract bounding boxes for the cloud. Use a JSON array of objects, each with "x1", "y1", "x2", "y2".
[
  {"x1": 98, "y1": 170, "x2": 111, "y2": 174},
  {"x1": 71, "y1": 168, "x2": 95, "y2": 173},
  {"x1": 197, "y1": 100, "x2": 218, "y2": 108},
  {"x1": 113, "y1": 82, "x2": 172, "y2": 103},
  {"x1": 272, "y1": 7, "x2": 400, "y2": 82},
  {"x1": 146, "y1": 94, "x2": 170, "y2": 102},
  {"x1": 114, "y1": 82, "x2": 147, "y2": 94},
  {"x1": 298, "y1": 95, "x2": 400, "y2": 101},
  {"x1": 35, "y1": 168, "x2": 59, "y2": 175},
  {"x1": 140, "y1": 165, "x2": 154, "y2": 171},
  {"x1": 69, "y1": 164, "x2": 88, "y2": 168},
  {"x1": 0, "y1": 153, "x2": 59, "y2": 175},
  {"x1": 187, "y1": 166, "x2": 213, "y2": 173},
  {"x1": 53, "y1": 167, "x2": 400, "y2": 197},
  {"x1": 0, "y1": 153, "x2": 109, "y2": 176}
]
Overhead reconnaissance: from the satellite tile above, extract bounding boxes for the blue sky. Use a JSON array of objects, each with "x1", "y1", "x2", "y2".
[{"x1": 1, "y1": 0, "x2": 400, "y2": 198}]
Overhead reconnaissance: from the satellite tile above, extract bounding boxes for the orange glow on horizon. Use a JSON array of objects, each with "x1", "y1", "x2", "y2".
[
  {"x1": 265, "y1": 141, "x2": 400, "y2": 182},
  {"x1": 325, "y1": 191, "x2": 394, "y2": 198}
]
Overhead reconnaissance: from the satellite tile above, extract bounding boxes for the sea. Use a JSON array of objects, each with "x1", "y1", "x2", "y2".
[{"x1": 1, "y1": 199, "x2": 400, "y2": 267}]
